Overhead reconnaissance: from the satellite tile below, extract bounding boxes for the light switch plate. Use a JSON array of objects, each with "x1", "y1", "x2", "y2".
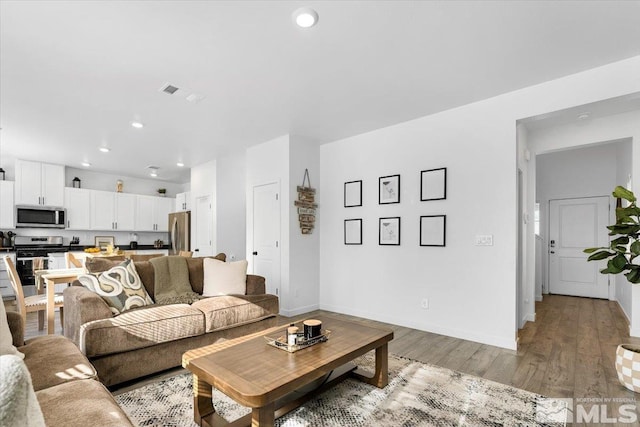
[{"x1": 475, "y1": 235, "x2": 494, "y2": 246}]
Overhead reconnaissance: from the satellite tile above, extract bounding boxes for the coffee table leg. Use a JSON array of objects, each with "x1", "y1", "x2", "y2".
[
  {"x1": 251, "y1": 402, "x2": 275, "y2": 427},
  {"x1": 192, "y1": 374, "x2": 216, "y2": 426},
  {"x1": 351, "y1": 343, "x2": 389, "y2": 388}
]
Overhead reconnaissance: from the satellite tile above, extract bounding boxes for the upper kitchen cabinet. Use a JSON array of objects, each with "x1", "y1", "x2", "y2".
[
  {"x1": 91, "y1": 190, "x2": 136, "y2": 231},
  {"x1": 175, "y1": 191, "x2": 191, "y2": 211},
  {"x1": 64, "y1": 187, "x2": 91, "y2": 230},
  {"x1": 136, "y1": 195, "x2": 174, "y2": 232},
  {"x1": 0, "y1": 181, "x2": 15, "y2": 228},
  {"x1": 15, "y1": 160, "x2": 65, "y2": 207}
]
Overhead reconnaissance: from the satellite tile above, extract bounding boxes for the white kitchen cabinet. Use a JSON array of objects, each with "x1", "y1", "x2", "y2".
[
  {"x1": 0, "y1": 181, "x2": 15, "y2": 229},
  {"x1": 136, "y1": 195, "x2": 174, "y2": 232},
  {"x1": 64, "y1": 187, "x2": 91, "y2": 230},
  {"x1": 91, "y1": 190, "x2": 136, "y2": 231},
  {"x1": 15, "y1": 160, "x2": 64, "y2": 207},
  {"x1": 175, "y1": 191, "x2": 191, "y2": 211}
]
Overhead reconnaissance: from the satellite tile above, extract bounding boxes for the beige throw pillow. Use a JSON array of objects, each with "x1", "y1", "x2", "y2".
[{"x1": 202, "y1": 259, "x2": 248, "y2": 296}]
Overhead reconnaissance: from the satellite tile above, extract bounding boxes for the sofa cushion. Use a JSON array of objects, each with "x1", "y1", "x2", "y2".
[
  {"x1": 36, "y1": 379, "x2": 133, "y2": 427},
  {"x1": 0, "y1": 354, "x2": 45, "y2": 427},
  {"x1": 77, "y1": 259, "x2": 154, "y2": 315},
  {"x1": 191, "y1": 294, "x2": 279, "y2": 333},
  {"x1": 186, "y1": 253, "x2": 226, "y2": 294},
  {"x1": 202, "y1": 259, "x2": 248, "y2": 296},
  {"x1": 20, "y1": 335, "x2": 97, "y2": 391},
  {"x1": 79, "y1": 304, "x2": 205, "y2": 357},
  {"x1": 84, "y1": 257, "x2": 119, "y2": 273}
]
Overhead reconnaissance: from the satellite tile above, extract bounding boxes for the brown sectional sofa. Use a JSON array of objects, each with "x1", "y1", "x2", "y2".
[
  {"x1": 4, "y1": 310, "x2": 134, "y2": 426},
  {"x1": 63, "y1": 255, "x2": 279, "y2": 386}
]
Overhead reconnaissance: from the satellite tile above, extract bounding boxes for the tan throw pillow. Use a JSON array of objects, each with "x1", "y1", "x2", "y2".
[
  {"x1": 0, "y1": 300, "x2": 23, "y2": 359},
  {"x1": 77, "y1": 259, "x2": 154, "y2": 315},
  {"x1": 202, "y1": 259, "x2": 248, "y2": 296}
]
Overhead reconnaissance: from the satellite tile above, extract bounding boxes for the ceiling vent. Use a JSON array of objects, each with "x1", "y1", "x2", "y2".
[{"x1": 160, "y1": 83, "x2": 180, "y2": 95}]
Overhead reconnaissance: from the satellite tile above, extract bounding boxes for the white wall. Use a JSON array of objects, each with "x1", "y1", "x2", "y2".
[
  {"x1": 616, "y1": 140, "x2": 633, "y2": 320},
  {"x1": 288, "y1": 135, "x2": 320, "y2": 316},
  {"x1": 320, "y1": 55, "x2": 640, "y2": 350},
  {"x1": 190, "y1": 160, "x2": 217, "y2": 255},
  {"x1": 246, "y1": 135, "x2": 290, "y2": 305},
  {"x1": 216, "y1": 150, "x2": 246, "y2": 261}
]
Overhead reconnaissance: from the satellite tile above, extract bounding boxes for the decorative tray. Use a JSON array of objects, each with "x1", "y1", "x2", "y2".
[{"x1": 265, "y1": 330, "x2": 331, "y2": 353}]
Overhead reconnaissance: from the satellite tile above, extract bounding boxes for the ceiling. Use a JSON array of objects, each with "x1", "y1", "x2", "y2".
[{"x1": 1, "y1": 1, "x2": 639, "y2": 184}]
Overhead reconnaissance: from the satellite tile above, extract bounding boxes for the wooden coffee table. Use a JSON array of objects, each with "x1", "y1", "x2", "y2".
[{"x1": 183, "y1": 316, "x2": 393, "y2": 427}]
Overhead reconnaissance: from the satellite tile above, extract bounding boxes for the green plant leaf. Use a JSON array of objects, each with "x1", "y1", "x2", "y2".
[
  {"x1": 611, "y1": 236, "x2": 630, "y2": 246},
  {"x1": 613, "y1": 186, "x2": 637, "y2": 202},
  {"x1": 587, "y1": 251, "x2": 615, "y2": 261},
  {"x1": 600, "y1": 267, "x2": 612, "y2": 274},
  {"x1": 612, "y1": 254, "x2": 628, "y2": 269},
  {"x1": 626, "y1": 269, "x2": 640, "y2": 283},
  {"x1": 631, "y1": 241, "x2": 640, "y2": 256},
  {"x1": 607, "y1": 224, "x2": 640, "y2": 235},
  {"x1": 584, "y1": 247, "x2": 604, "y2": 254},
  {"x1": 607, "y1": 258, "x2": 625, "y2": 274}
]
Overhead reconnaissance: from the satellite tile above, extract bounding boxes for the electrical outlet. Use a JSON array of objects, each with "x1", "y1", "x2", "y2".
[
  {"x1": 421, "y1": 298, "x2": 429, "y2": 309},
  {"x1": 475, "y1": 235, "x2": 494, "y2": 246}
]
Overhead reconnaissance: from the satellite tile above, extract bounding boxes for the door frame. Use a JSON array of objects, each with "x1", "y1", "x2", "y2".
[
  {"x1": 546, "y1": 195, "x2": 613, "y2": 300},
  {"x1": 246, "y1": 180, "x2": 281, "y2": 274}
]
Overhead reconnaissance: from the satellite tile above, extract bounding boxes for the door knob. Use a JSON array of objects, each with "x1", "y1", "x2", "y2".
[
  {"x1": 550, "y1": 251, "x2": 555, "y2": 254},
  {"x1": 253, "y1": 251, "x2": 258, "y2": 256}
]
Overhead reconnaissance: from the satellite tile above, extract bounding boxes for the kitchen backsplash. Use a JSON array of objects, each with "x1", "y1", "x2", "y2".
[{"x1": 0, "y1": 228, "x2": 169, "y2": 247}]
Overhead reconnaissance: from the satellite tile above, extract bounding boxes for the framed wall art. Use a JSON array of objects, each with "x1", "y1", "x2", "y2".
[
  {"x1": 344, "y1": 219, "x2": 363, "y2": 245},
  {"x1": 420, "y1": 215, "x2": 446, "y2": 247},
  {"x1": 94, "y1": 236, "x2": 115, "y2": 250},
  {"x1": 379, "y1": 217, "x2": 400, "y2": 245},
  {"x1": 379, "y1": 174, "x2": 400, "y2": 204},
  {"x1": 344, "y1": 180, "x2": 362, "y2": 207},
  {"x1": 421, "y1": 167, "x2": 447, "y2": 201}
]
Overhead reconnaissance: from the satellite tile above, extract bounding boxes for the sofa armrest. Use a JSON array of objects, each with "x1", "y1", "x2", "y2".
[
  {"x1": 6, "y1": 310, "x2": 24, "y2": 348},
  {"x1": 63, "y1": 284, "x2": 113, "y2": 346},
  {"x1": 246, "y1": 274, "x2": 266, "y2": 295}
]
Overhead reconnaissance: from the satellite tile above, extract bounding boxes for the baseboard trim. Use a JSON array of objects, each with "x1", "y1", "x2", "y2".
[
  {"x1": 280, "y1": 304, "x2": 320, "y2": 318},
  {"x1": 319, "y1": 302, "x2": 517, "y2": 350}
]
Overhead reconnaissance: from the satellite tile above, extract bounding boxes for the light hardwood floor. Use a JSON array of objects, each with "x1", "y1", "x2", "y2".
[{"x1": 17, "y1": 294, "x2": 640, "y2": 422}]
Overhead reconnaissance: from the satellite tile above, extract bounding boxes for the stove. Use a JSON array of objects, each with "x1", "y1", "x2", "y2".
[{"x1": 14, "y1": 236, "x2": 67, "y2": 296}]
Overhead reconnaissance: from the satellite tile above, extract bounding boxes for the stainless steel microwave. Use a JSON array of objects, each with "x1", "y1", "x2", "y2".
[{"x1": 15, "y1": 206, "x2": 66, "y2": 229}]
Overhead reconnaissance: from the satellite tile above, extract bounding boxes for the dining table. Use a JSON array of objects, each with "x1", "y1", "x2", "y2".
[{"x1": 34, "y1": 267, "x2": 85, "y2": 334}]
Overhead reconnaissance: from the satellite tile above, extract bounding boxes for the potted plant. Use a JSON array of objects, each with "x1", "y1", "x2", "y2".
[
  {"x1": 585, "y1": 185, "x2": 640, "y2": 392},
  {"x1": 157, "y1": 188, "x2": 167, "y2": 197}
]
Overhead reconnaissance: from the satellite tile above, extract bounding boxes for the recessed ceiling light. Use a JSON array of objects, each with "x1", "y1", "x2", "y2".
[
  {"x1": 131, "y1": 121, "x2": 144, "y2": 129},
  {"x1": 577, "y1": 112, "x2": 591, "y2": 120},
  {"x1": 176, "y1": 162, "x2": 184, "y2": 167},
  {"x1": 293, "y1": 7, "x2": 318, "y2": 28},
  {"x1": 99, "y1": 147, "x2": 110, "y2": 153},
  {"x1": 81, "y1": 162, "x2": 91, "y2": 167},
  {"x1": 150, "y1": 171, "x2": 158, "y2": 177}
]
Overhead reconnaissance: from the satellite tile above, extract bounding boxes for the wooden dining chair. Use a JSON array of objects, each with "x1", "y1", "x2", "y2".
[
  {"x1": 3, "y1": 256, "x2": 64, "y2": 333},
  {"x1": 178, "y1": 251, "x2": 193, "y2": 258},
  {"x1": 65, "y1": 252, "x2": 84, "y2": 269}
]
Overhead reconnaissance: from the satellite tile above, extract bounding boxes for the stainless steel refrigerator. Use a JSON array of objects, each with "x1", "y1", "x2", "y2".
[{"x1": 168, "y1": 211, "x2": 191, "y2": 255}]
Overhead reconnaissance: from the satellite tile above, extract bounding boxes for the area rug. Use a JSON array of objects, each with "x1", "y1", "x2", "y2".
[{"x1": 115, "y1": 354, "x2": 567, "y2": 426}]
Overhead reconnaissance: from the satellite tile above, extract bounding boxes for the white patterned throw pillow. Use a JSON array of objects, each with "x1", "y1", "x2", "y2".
[{"x1": 78, "y1": 259, "x2": 154, "y2": 315}]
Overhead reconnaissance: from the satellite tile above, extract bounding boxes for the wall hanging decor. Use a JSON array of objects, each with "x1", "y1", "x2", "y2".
[
  {"x1": 379, "y1": 217, "x2": 401, "y2": 245},
  {"x1": 344, "y1": 218, "x2": 363, "y2": 245},
  {"x1": 294, "y1": 169, "x2": 317, "y2": 234},
  {"x1": 344, "y1": 180, "x2": 362, "y2": 207},
  {"x1": 379, "y1": 174, "x2": 400, "y2": 204},
  {"x1": 421, "y1": 168, "x2": 447, "y2": 201},
  {"x1": 420, "y1": 215, "x2": 446, "y2": 246}
]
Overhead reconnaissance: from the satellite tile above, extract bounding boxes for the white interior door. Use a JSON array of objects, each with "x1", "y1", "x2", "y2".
[
  {"x1": 252, "y1": 182, "x2": 280, "y2": 297},
  {"x1": 549, "y1": 196, "x2": 609, "y2": 298},
  {"x1": 194, "y1": 195, "x2": 213, "y2": 257}
]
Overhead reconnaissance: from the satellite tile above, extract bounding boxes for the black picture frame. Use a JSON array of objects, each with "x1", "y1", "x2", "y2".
[
  {"x1": 344, "y1": 180, "x2": 363, "y2": 207},
  {"x1": 420, "y1": 168, "x2": 447, "y2": 201},
  {"x1": 379, "y1": 174, "x2": 400, "y2": 204},
  {"x1": 344, "y1": 219, "x2": 363, "y2": 245},
  {"x1": 379, "y1": 217, "x2": 401, "y2": 245},
  {"x1": 420, "y1": 215, "x2": 446, "y2": 247}
]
